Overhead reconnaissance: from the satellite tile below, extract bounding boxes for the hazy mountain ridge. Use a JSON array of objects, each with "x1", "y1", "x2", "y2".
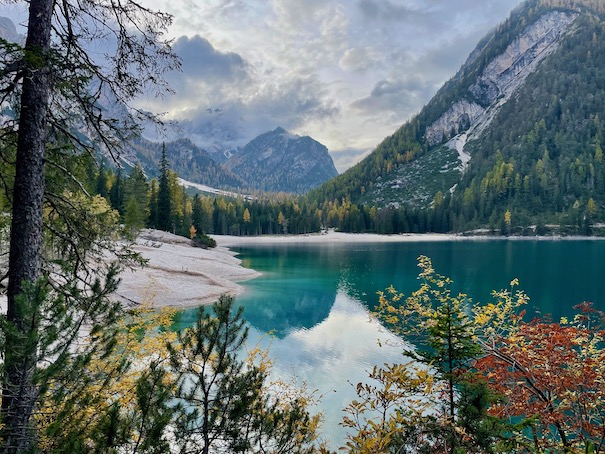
[
  {"x1": 178, "y1": 107, "x2": 243, "y2": 164},
  {"x1": 0, "y1": 17, "x2": 22, "y2": 44},
  {"x1": 127, "y1": 127, "x2": 337, "y2": 195},
  {"x1": 224, "y1": 127, "x2": 338, "y2": 194},
  {"x1": 309, "y1": 0, "x2": 605, "y2": 231},
  {"x1": 126, "y1": 137, "x2": 245, "y2": 189}
]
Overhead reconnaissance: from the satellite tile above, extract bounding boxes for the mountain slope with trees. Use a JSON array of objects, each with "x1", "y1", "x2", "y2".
[
  {"x1": 129, "y1": 137, "x2": 245, "y2": 189},
  {"x1": 308, "y1": 0, "x2": 605, "y2": 233}
]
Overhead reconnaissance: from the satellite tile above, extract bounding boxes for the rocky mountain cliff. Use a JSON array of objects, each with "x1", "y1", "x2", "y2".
[
  {"x1": 224, "y1": 127, "x2": 338, "y2": 194},
  {"x1": 309, "y1": 0, "x2": 605, "y2": 231},
  {"x1": 425, "y1": 10, "x2": 577, "y2": 150}
]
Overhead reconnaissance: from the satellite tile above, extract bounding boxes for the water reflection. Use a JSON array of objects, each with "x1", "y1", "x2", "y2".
[
  {"x1": 174, "y1": 240, "x2": 605, "y2": 448},
  {"x1": 237, "y1": 279, "x2": 336, "y2": 338},
  {"x1": 245, "y1": 290, "x2": 405, "y2": 447}
]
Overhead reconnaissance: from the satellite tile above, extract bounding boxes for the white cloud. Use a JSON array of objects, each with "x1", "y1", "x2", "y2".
[{"x1": 339, "y1": 47, "x2": 377, "y2": 72}]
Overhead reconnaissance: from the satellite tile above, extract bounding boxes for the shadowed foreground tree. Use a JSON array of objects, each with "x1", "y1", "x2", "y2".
[
  {"x1": 0, "y1": 0, "x2": 177, "y2": 451},
  {"x1": 168, "y1": 295, "x2": 322, "y2": 454},
  {"x1": 29, "y1": 296, "x2": 323, "y2": 453}
]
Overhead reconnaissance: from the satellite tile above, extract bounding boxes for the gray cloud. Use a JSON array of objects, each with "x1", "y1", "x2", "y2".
[
  {"x1": 246, "y1": 76, "x2": 340, "y2": 127},
  {"x1": 170, "y1": 35, "x2": 249, "y2": 83},
  {"x1": 339, "y1": 47, "x2": 376, "y2": 72},
  {"x1": 357, "y1": 0, "x2": 428, "y2": 23},
  {"x1": 351, "y1": 75, "x2": 435, "y2": 119},
  {"x1": 172, "y1": 73, "x2": 340, "y2": 150}
]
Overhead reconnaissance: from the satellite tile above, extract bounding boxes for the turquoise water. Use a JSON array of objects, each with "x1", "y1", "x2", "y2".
[
  {"x1": 174, "y1": 239, "x2": 605, "y2": 447},
  {"x1": 231, "y1": 240, "x2": 605, "y2": 330}
]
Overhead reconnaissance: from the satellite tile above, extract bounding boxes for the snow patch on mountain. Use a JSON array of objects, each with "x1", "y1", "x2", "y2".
[{"x1": 446, "y1": 133, "x2": 471, "y2": 172}]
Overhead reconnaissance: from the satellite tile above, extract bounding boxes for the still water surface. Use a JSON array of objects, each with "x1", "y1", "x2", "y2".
[{"x1": 175, "y1": 239, "x2": 605, "y2": 447}]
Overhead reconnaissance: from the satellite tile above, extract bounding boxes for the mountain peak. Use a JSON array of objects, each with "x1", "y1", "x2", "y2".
[
  {"x1": 0, "y1": 17, "x2": 23, "y2": 44},
  {"x1": 225, "y1": 128, "x2": 338, "y2": 193}
]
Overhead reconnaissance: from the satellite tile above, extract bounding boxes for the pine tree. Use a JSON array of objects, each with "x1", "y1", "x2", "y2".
[
  {"x1": 167, "y1": 295, "x2": 320, "y2": 453},
  {"x1": 123, "y1": 162, "x2": 149, "y2": 225},
  {"x1": 124, "y1": 196, "x2": 146, "y2": 235},
  {"x1": 191, "y1": 194, "x2": 204, "y2": 234},
  {"x1": 96, "y1": 165, "x2": 109, "y2": 199},
  {"x1": 109, "y1": 168, "x2": 125, "y2": 215},
  {"x1": 157, "y1": 143, "x2": 172, "y2": 232},
  {"x1": 148, "y1": 179, "x2": 159, "y2": 228}
]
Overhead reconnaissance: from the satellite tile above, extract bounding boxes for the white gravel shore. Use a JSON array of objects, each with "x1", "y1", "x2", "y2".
[
  {"x1": 115, "y1": 229, "x2": 261, "y2": 308},
  {"x1": 213, "y1": 231, "x2": 461, "y2": 247},
  {"x1": 213, "y1": 230, "x2": 605, "y2": 247}
]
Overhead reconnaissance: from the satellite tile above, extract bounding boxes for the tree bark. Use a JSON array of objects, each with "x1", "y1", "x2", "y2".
[{"x1": 1, "y1": 0, "x2": 53, "y2": 451}]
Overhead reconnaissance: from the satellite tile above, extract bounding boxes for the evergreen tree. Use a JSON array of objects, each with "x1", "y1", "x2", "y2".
[
  {"x1": 0, "y1": 0, "x2": 175, "y2": 448},
  {"x1": 191, "y1": 194, "x2": 204, "y2": 234},
  {"x1": 123, "y1": 162, "x2": 149, "y2": 224},
  {"x1": 148, "y1": 179, "x2": 159, "y2": 229},
  {"x1": 157, "y1": 143, "x2": 172, "y2": 232},
  {"x1": 124, "y1": 196, "x2": 146, "y2": 235},
  {"x1": 109, "y1": 168, "x2": 125, "y2": 215},
  {"x1": 96, "y1": 165, "x2": 109, "y2": 199},
  {"x1": 167, "y1": 295, "x2": 320, "y2": 454}
]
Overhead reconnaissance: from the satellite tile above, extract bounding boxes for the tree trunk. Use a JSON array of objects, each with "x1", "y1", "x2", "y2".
[{"x1": 1, "y1": 0, "x2": 53, "y2": 451}]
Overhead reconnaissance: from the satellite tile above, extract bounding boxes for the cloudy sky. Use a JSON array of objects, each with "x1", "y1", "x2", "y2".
[
  {"x1": 142, "y1": 0, "x2": 524, "y2": 171},
  {"x1": 2, "y1": 0, "x2": 523, "y2": 171}
]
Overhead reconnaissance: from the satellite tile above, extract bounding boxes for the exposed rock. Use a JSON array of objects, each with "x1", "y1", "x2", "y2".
[
  {"x1": 224, "y1": 127, "x2": 338, "y2": 194},
  {"x1": 470, "y1": 11, "x2": 578, "y2": 105},
  {"x1": 425, "y1": 100, "x2": 485, "y2": 146},
  {"x1": 425, "y1": 11, "x2": 578, "y2": 149}
]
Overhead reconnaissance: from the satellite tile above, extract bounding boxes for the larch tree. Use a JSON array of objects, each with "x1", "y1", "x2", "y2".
[
  {"x1": 363, "y1": 257, "x2": 530, "y2": 452},
  {"x1": 0, "y1": 0, "x2": 177, "y2": 451}
]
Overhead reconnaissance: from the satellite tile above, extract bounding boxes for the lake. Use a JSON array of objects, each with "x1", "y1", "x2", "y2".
[{"x1": 174, "y1": 238, "x2": 605, "y2": 448}]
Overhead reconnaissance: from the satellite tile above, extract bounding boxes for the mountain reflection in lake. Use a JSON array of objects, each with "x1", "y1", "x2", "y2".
[{"x1": 245, "y1": 291, "x2": 405, "y2": 446}]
